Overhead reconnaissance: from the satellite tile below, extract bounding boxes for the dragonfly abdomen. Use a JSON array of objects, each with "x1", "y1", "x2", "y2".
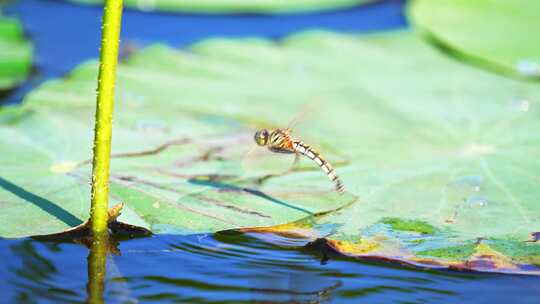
[{"x1": 293, "y1": 141, "x2": 345, "y2": 193}]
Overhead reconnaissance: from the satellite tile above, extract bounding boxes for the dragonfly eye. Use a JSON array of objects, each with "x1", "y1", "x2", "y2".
[{"x1": 254, "y1": 129, "x2": 269, "y2": 146}]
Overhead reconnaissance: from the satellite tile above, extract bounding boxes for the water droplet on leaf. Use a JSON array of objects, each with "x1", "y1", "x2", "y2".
[
  {"x1": 465, "y1": 195, "x2": 488, "y2": 208},
  {"x1": 511, "y1": 98, "x2": 530, "y2": 112},
  {"x1": 516, "y1": 59, "x2": 540, "y2": 76},
  {"x1": 449, "y1": 175, "x2": 484, "y2": 191}
]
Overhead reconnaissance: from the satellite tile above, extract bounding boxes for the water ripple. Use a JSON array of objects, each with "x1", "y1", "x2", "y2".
[{"x1": 1, "y1": 233, "x2": 539, "y2": 303}]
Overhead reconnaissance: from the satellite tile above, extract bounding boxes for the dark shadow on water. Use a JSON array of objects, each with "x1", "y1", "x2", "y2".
[
  {"x1": 0, "y1": 176, "x2": 83, "y2": 227},
  {"x1": 189, "y1": 178, "x2": 313, "y2": 215}
]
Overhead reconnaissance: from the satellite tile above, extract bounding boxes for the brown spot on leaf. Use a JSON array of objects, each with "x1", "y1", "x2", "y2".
[
  {"x1": 239, "y1": 222, "x2": 319, "y2": 239},
  {"x1": 326, "y1": 238, "x2": 379, "y2": 255},
  {"x1": 450, "y1": 243, "x2": 519, "y2": 273}
]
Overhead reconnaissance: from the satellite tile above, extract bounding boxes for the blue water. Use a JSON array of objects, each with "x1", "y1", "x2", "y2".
[
  {"x1": 1, "y1": 1, "x2": 539, "y2": 303},
  {"x1": 1, "y1": 232, "x2": 539, "y2": 303}
]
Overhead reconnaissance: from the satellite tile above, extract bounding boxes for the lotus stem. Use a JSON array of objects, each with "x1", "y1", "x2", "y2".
[{"x1": 90, "y1": 0, "x2": 124, "y2": 235}]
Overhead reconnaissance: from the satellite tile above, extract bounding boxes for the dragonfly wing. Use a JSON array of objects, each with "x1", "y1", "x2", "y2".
[
  {"x1": 240, "y1": 141, "x2": 298, "y2": 182},
  {"x1": 286, "y1": 96, "x2": 326, "y2": 130}
]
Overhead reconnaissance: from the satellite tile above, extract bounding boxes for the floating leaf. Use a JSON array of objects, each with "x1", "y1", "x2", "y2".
[
  {"x1": 0, "y1": 12, "x2": 32, "y2": 90},
  {"x1": 70, "y1": 0, "x2": 370, "y2": 14},
  {"x1": 1, "y1": 31, "x2": 539, "y2": 274},
  {"x1": 408, "y1": 0, "x2": 540, "y2": 80}
]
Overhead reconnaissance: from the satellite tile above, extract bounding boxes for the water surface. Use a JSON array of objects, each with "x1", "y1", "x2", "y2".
[{"x1": 1, "y1": 232, "x2": 539, "y2": 303}]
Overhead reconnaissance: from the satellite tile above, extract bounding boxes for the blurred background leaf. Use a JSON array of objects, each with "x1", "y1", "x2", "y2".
[
  {"x1": 408, "y1": 0, "x2": 540, "y2": 80},
  {"x1": 0, "y1": 11, "x2": 32, "y2": 90},
  {"x1": 70, "y1": 0, "x2": 371, "y2": 14}
]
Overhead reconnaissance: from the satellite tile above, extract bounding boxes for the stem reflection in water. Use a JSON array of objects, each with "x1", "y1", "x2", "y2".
[{"x1": 86, "y1": 232, "x2": 109, "y2": 304}]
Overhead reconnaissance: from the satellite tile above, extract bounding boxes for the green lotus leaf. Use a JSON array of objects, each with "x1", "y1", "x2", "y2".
[
  {"x1": 0, "y1": 12, "x2": 32, "y2": 90},
  {"x1": 408, "y1": 0, "x2": 540, "y2": 80},
  {"x1": 1, "y1": 30, "x2": 539, "y2": 274},
  {"x1": 70, "y1": 0, "x2": 369, "y2": 14}
]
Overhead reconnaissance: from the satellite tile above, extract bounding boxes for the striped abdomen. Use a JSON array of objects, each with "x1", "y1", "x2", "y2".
[{"x1": 292, "y1": 141, "x2": 345, "y2": 193}]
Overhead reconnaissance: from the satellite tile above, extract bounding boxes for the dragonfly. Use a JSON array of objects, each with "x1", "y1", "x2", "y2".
[{"x1": 253, "y1": 127, "x2": 345, "y2": 193}]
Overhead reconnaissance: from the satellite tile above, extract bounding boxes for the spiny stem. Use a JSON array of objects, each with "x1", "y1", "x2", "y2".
[{"x1": 90, "y1": 0, "x2": 124, "y2": 235}]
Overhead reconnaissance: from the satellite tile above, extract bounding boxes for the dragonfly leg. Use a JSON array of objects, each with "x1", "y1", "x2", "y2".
[{"x1": 285, "y1": 152, "x2": 300, "y2": 174}]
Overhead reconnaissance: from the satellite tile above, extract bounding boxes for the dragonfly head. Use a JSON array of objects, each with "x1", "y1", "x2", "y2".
[{"x1": 254, "y1": 129, "x2": 269, "y2": 146}]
